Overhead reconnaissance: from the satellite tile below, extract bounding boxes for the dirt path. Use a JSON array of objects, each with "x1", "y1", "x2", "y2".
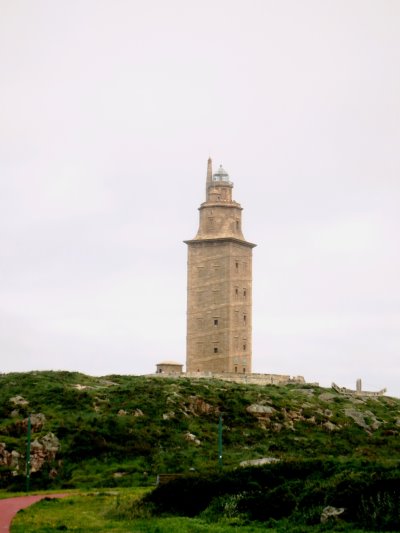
[{"x1": 0, "y1": 493, "x2": 68, "y2": 532}]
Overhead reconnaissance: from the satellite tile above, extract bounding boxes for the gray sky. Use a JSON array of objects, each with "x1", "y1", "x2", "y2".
[{"x1": 1, "y1": 1, "x2": 399, "y2": 395}]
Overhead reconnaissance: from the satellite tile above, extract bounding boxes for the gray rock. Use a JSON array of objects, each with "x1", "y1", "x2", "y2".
[
  {"x1": 344, "y1": 408, "x2": 380, "y2": 431},
  {"x1": 246, "y1": 404, "x2": 275, "y2": 415},
  {"x1": 319, "y1": 393, "x2": 335, "y2": 402},
  {"x1": 324, "y1": 421, "x2": 339, "y2": 432},
  {"x1": 29, "y1": 413, "x2": 46, "y2": 431},
  {"x1": 321, "y1": 506, "x2": 345, "y2": 523},
  {"x1": 240, "y1": 457, "x2": 279, "y2": 467},
  {"x1": 10, "y1": 395, "x2": 29, "y2": 406},
  {"x1": 185, "y1": 432, "x2": 200, "y2": 445}
]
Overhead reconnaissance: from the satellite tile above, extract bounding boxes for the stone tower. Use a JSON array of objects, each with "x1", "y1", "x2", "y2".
[{"x1": 184, "y1": 158, "x2": 256, "y2": 374}]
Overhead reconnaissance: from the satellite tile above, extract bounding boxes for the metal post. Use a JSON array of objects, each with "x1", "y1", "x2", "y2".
[
  {"x1": 26, "y1": 414, "x2": 31, "y2": 492},
  {"x1": 218, "y1": 414, "x2": 223, "y2": 469}
]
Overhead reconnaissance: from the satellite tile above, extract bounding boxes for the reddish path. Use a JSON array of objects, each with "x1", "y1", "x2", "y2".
[{"x1": 0, "y1": 494, "x2": 68, "y2": 532}]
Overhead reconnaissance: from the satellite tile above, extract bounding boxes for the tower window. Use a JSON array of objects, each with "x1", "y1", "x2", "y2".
[
  {"x1": 235, "y1": 366, "x2": 237, "y2": 373},
  {"x1": 243, "y1": 367, "x2": 246, "y2": 373},
  {"x1": 235, "y1": 287, "x2": 239, "y2": 298},
  {"x1": 243, "y1": 289, "x2": 247, "y2": 299},
  {"x1": 243, "y1": 315, "x2": 247, "y2": 325},
  {"x1": 243, "y1": 344, "x2": 246, "y2": 351},
  {"x1": 235, "y1": 261, "x2": 239, "y2": 271},
  {"x1": 214, "y1": 319, "x2": 219, "y2": 326},
  {"x1": 236, "y1": 220, "x2": 239, "y2": 230},
  {"x1": 214, "y1": 347, "x2": 218, "y2": 353}
]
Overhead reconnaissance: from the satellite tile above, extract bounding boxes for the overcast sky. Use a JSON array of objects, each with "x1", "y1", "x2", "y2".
[{"x1": 1, "y1": 1, "x2": 399, "y2": 396}]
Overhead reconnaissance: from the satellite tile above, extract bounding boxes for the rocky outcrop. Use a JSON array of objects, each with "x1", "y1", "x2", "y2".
[
  {"x1": 28, "y1": 413, "x2": 46, "y2": 431},
  {"x1": 11, "y1": 413, "x2": 47, "y2": 433},
  {"x1": 246, "y1": 404, "x2": 275, "y2": 416},
  {"x1": 344, "y1": 408, "x2": 381, "y2": 432},
  {"x1": 30, "y1": 433, "x2": 60, "y2": 473},
  {"x1": 0, "y1": 443, "x2": 21, "y2": 473},
  {"x1": 240, "y1": 457, "x2": 279, "y2": 467},
  {"x1": 0, "y1": 432, "x2": 60, "y2": 477},
  {"x1": 10, "y1": 395, "x2": 29, "y2": 406},
  {"x1": 320, "y1": 506, "x2": 345, "y2": 523},
  {"x1": 246, "y1": 403, "x2": 276, "y2": 429},
  {"x1": 188, "y1": 397, "x2": 216, "y2": 416},
  {"x1": 184, "y1": 432, "x2": 200, "y2": 445},
  {"x1": 324, "y1": 421, "x2": 339, "y2": 432},
  {"x1": 319, "y1": 392, "x2": 335, "y2": 402}
]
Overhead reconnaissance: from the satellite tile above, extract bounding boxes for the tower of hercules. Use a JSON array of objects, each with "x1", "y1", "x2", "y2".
[{"x1": 185, "y1": 158, "x2": 256, "y2": 374}]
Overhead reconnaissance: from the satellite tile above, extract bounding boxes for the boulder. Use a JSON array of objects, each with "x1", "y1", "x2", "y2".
[
  {"x1": 30, "y1": 433, "x2": 60, "y2": 473},
  {"x1": 240, "y1": 457, "x2": 279, "y2": 467},
  {"x1": 0, "y1": 443, "x2": 21, "y2": 473},
  {"x1": 344, "y1": 408, "x2": 380, "y2": 431},
  {"x1": 30, "y1": 413, "x2": 46, "y2": 431},
  {"x1": 324, "y1": 421, "x2": 339, "y2": 432},
  {"x1": 188, "y1": 396, "x2": 215, "y2": 416},
  {"x1": 10, "y1": 395, "x2": 29, "y2": 406},
  {"x1": 319, "y1": 392, "x2": 335, "y2": 402},
  {"x1": 246, "y1": 404, "x2": 275, "y2": 415},
  {"x1": 184, "y1": 432, "x2": 200, "y2": 445},
  {"x1": 320, "y1": 506, "x2": 345, "y2": 523}
]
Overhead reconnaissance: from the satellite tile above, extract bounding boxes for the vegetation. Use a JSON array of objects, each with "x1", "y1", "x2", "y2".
[
  {"x1": 8, "y1": 487, "x2": 378, "y2": 533},
  {"x1": 10, "y1": 481, "x2": 398, "y2": 532},
  {"x1": 141, "y1": 460, "x2": 400, "y2": 531},
  {"x1": 1, "y1": 371, "x2": 400, "y2": 530}
]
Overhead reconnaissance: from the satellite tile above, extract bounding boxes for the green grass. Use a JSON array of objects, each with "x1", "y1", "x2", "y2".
[
  {"x1": 11, "y1": 489, "x2": 146, "y2": 532},
  {"x1": 10, "y1": 489, "x2": 270, "y2": 532},
  {"x1": 3, "y1": 371, "x2": 400, "y2": 530},
  {"x1": 10, "y1": 489, "x2": 380, "y2": 532},
  {"x1": 1, "y1": 371, "x2": 400, "y2": 503}
]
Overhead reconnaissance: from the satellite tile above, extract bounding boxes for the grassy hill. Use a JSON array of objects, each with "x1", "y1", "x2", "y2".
[{"x1": 0, "y1": 370, "x2": 399, "y2": 492}]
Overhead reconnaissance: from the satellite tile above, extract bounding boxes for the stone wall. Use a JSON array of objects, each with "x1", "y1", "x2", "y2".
[
  {"x1": 332, "y1": 382, "x2": 386, "y2": 397},
  {"x1": 151, "y1": 371, "x2": 306, "y2": 386}
]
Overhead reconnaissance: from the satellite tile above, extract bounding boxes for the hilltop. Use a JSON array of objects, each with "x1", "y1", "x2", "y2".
[{"x1": 0, "y1": 370, "x2": 399, "y2": 490}]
